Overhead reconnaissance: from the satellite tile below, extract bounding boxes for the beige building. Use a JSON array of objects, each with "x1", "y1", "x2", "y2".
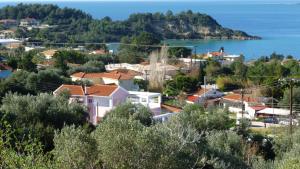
[{"x1": 41, "y1": 49, "x2": 58, "y2": 59}]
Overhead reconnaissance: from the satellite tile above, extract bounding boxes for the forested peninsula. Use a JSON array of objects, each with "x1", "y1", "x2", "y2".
[{"x1": 0, "y1": 3, "x2": 260, "y2": 43}]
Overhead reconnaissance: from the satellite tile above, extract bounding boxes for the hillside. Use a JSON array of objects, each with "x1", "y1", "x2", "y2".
[{"x1": 0, "y1": 4, "x2": 260, "y2": 43}]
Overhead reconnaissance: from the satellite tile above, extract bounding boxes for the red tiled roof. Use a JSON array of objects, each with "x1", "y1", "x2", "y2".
[
  {"x1": 193, "y1": 88, "x2": 210, "y2": 96},
  {"x1": 250, "y1": 105, "x2": 268, "y2": 111},
  {"x1": 71, "y1": 70, "x2": 136, "y2": 80},
  {"x1": 56, "y1": 85, "x2": 84, "y2": 96},
  {"x1": 90, "y1": 50, "x2": 106, "y2": 55},
  {"x1": 209, "y1": 52, "x2": 223, "y2": 57},
  {"x1": 86, "y1": 84, "x2": 118, "y2": 96},
  {"x1": 223, "y1": 94, "x2": 257, "y2": 103},
  {"x1": 55, "y1": 84, "x2": 118, "y2": 97},
  {"x1": 187, "y1": 96, "x2": 199, "y2": 103}
]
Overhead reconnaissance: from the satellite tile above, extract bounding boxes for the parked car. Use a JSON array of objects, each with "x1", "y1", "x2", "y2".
[
  {"x1": 279, "y1": 119, "x2": 299, "y2": 126},
  {"x1": 264, "y1": 117, "x2": 279, "y2": 124}
]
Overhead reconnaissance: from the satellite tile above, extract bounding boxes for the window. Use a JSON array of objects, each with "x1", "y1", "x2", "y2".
[
  {"x1": 88, "y1": 99, "x2": 93, "y2": 103},
  {"x1": 150, "y1": 97, "x2": 159, "y2": 103},
  {"x1": 128, "y1": 95, "x2": 139, "y2": 102},
  {"x1": 141, "y1": 98, "x2": 147, "y2": 102}
]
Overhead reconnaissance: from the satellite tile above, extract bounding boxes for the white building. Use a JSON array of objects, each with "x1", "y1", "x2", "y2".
[
  {"x1": 256, "y1": 108, "x2": 290, "y2": 117},
  {"x1": 20, "y1": 18, "x2": 39, "y2": 27},
  {"x1": 223, "y1": 93, "x2": 260, "y2": 120},
  {"x1": 187, "y1": 85, "x2": 224, "y2": 104},
  {"x1": 53, "y1": 84, "x2": 162, "y2": 124},
  {"x1": 223, "y1": 54, "x2": 241, "y2": 62},
  {"x1": 105, "y1": 62, "x2": 179, "y2": 79},
  {"x1": 53, "y1": 84, "x2": 129, "y2": 124},
  {"x1": 127, "y1": 91, "x2": 161, "y2": 115}
]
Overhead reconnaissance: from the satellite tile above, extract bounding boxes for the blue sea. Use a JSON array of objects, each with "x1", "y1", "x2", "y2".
[{"x1": 1, "y1": 1, "x2": 300, "y2": 60}]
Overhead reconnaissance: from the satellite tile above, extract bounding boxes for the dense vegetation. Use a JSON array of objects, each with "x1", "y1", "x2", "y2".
[
  {"x1": 2, "y1": 101, "x2": 300, "y2": 169},
  {"x1": 0, "y1": 4, "x2": 258, "y2": 43}
]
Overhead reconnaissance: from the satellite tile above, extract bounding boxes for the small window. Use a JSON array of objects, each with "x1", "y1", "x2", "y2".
[
  {"x1": 141, "y1": 98, "x2": 147, "y2": 102},
  {"x1": 88, "y1": 99, "x2": 93, "y2": 103},
  {"x1": 150, "y1": 97, "x2": 159, "y2": 103}
]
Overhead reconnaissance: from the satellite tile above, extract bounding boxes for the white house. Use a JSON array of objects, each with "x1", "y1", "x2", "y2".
[
  {"x1": 223, "y1": 93, "x2": 260, "y2": 119},
  {"x1": 127, "y1": 91, "x2": 161, "y2": 115},
  {"x1": 187, "y1": 86, "x2": 224, "y2": 104},
  {"x1": 20, "y1": 18, "x2": 39, "y2": 27},
  {"x1": 54, "y1": 84, "x2": 162, "y2": 124},
  {"x1": 256, "y1": 108, "x2": 290, "y2": 117},
  {"x1": 223, "y1": 54, "x2": 241, "y2": 62},
  {"x1": 205, "y1": 51, "x2": 225, "y2": 60},
  {"x1": 178, "y1": 58, "x2": 207, "y2": 65},
  {"x1": 70, "y1": 70, "x2": 141, "y2": 91},
  {"x1": 105, "y1": 62, "x2": 179, "y2": 80},
  {"x1": 53, "y1": 84, "x2": 129, "y2": 124},
  {"x1": 222, "y1": 94, "x2": 288, "y2": 120}
]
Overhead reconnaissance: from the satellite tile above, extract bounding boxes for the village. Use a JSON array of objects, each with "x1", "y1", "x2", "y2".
[
  {"x1": 0, "y1": 18, "x2": 297, "y2": 128},
  {"x1": 1, "y1": 3, "x2": 300, "y2": 168}
]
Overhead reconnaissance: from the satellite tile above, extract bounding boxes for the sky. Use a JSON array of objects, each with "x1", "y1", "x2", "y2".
[
  {"x1": 2, "y1": 0, "x2": 300, "y2": 2},
  {"x1": 1, "y1": 0, "x2": 300, "y2": 5}
]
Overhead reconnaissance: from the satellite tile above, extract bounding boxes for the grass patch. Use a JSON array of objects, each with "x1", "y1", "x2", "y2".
[{"x1": 250, "y1": 127, "x2": 291, "y2": 137}]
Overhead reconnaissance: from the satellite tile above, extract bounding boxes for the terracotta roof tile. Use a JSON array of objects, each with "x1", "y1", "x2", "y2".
[
  {"x1": 223, "y1": 94, "x2": 257, "y2": 103},
  {"x1": 209, "y1": 52, "x2": 223, "y2": 57},
  {"x1": 193, "y1": 88, "x2": 209, "y2": 96},
  {"x1": 71, "y1": 70, "x2": 137, "y2": 80},
  {"x1": 87, "y1": 84, "x2": 118, "y2": 96},
  {"x1": 187, "y1": 96, "x2": 199, "y2": 103},
  {"x1": 250, "y1": 105, "x2": 268, "y2": 111},
  {"x1": 90, "y1": 50, "x2": 106, "y2": 55},
  {"x1": 55, "y1": 84, "x2": 118, "y2": 97},
  {"x1": 56, "y1": 85, "x2": 84, "y2": 96}
]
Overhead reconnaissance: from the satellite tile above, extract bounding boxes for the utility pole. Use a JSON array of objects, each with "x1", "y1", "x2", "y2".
[
  {"x1": 241, "y1": 88, "x2": 245, "y2": 118},
  {"x1": 145, "y1": 70, "x2": 149, "y2": 92},
  {"x1": 279, "y1": 78, "x2": 300, "y2": 138},
  {"x1": 289, "y1": 80, "x2": 294, "y2": 136},
  {"x1": 204, "y1": 76, "x2": 207, "y2": 98}
]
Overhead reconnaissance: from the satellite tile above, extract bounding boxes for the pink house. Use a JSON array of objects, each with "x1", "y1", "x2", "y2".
[
  {"x1": 54, "y1": 84, "x2": 162, "y2": 124},
  {"x1": 53, "y1": 84, "x2": 129, "y2": 124}
]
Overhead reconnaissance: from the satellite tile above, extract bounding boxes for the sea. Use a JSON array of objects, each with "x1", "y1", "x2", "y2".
[{"x1": 1, "y1": 1, "x2": 300, "y2": 60}]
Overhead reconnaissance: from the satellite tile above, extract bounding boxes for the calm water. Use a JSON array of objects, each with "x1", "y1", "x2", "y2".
[{"x1": 1, "y1": 1, "x2": 300, "y2": 60}]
